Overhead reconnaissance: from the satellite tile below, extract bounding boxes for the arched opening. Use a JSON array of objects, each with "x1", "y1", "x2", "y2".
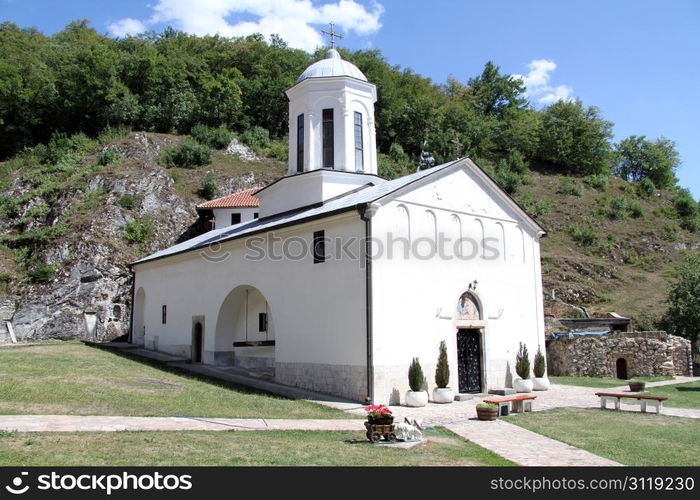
[
  {"x1": 192, "y1": 322, "x2": 203, "y2": 363},
  {"x1": 132, "y1": 287, "x2": 146, "y2": 346},
  {"x1": 456, "y1": 290, "x2": 484, "y2": 393},
  {"x1": 214, "y1": 285, "x2": 274, "y2": 370},
  {"x1": 616, "y1": 358, "x2": 628, "y2": 379}
]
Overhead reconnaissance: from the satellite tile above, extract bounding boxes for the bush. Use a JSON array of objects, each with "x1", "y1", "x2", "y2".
[
  {"x1": 28, "y1": 260, "x2": 57, "y2": 284},
  {"x1": 680, "y1": 215, "x2": 699, "y2": 233},
  {"x1": 494, "y1": 168, "x2": 522, "y2": 195},
  {"x1": 265, "y1": 138, "x2": 289, "y2": 161},
  {"x1": 96, "y1": 148, "x2": 122, "y2": 166},
  {"x1": 506, "y1": 149, "x2": 528, "y2": 174},
  {"x1": 117, "y1": 195, "x2": 137, "y2": 210},
  {"x1": 584, "y1": 174, "x2": 609, "y2": 191},
  {"x1": 534, "y1": 198, "x2": 552, "y2": 217},
  {"x1": 408, "y1": 357, "x2": 424, "y2": 392},
  {"x1": 636, "y1": 178, "x2": 655, "y2": 198},
  {"x1": 239, "y1": 126, "x2": 271, "y2": 152},
  {"x1": 533, "y1": 346, "x2": 546, "y2": 378},
  {"x1": 161, "y1": 138, "x2": 212, "y2": 169},
  {"x1": 435, "y1": 340, "x2": 450, "y2": 388},
  {"x1": 0, "y1": 196, "x2": 20, "y2": 218},
  {"x1": 515, "y1": 342, "x2": 531, "y2": 379},
  {"x1": 557, "y1": 178, "x2": 583, "y2": 196},
  {"x1": 628, "y1": 200, "x2": 644, "y2": 218},
  {"x1": 569, "y1": 223, "x2": 598, "y2": 246},
  {"x1": 190, "y1": 124, "x2": 234, "y2": 150},
  {"x1": 673, "y1": 189, "x2": 698, "y2": 218},
  {"x1": 200, "y1": 172, "x2": 219, "y2": 200},
  {"x1": 122, "y1": 217, "x2": 153, "y2": 244},
  {"x1": 608, "y1": 196, "x2": 628, "y2": 220}
]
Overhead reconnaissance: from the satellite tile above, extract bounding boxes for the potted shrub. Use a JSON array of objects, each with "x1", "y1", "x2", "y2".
[
  {"x1": 532, "y1": 345, "x2": 550, "y2": 391},
  {"x1": 432, "y1": 340, "x2": 454, "y2": 403},
  {"x1": 513, "y1": 342, "x2": 533, "y2": 393},
  {"x1": 628, "y1": 380, "x2": 646, "y2": 392},
  {"x1": 476, "y1": 403, "x2": 499, "y2": 421},
  {"x1": 405, "y1": 357, "x2": 428, "y2": 407}
]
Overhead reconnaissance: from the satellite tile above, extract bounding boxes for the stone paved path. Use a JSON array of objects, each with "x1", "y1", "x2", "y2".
[{"x1": 445, "y1": 420, "x2": 621, "y2": 466}]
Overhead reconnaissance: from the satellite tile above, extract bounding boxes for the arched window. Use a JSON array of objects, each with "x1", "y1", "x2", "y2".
[{"x1": 456, "y1": 292, "x2": 481, "y2": 321}]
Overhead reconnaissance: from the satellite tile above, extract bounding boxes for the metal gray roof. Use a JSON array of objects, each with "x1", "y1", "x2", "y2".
[
  {"x1": 133, "y1": 160, "x2": 460, "y2": 265},
  {"x1": 296, "y1": 48, "x2": 367, "y2": 83}
]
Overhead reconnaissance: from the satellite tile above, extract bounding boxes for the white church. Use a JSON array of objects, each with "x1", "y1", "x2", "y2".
[{"x1": 130, "y1": 46, "x2": 547, "y2": 404}]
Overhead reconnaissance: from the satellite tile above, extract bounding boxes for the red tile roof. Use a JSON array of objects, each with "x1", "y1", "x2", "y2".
[{"x1": 197, "y1": 188, "x2": 260, "y2": 209}]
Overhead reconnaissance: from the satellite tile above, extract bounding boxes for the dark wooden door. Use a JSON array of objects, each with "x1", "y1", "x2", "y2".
[
  {"x1": 457, "y1": 329, "x2": 482, "y2": 393},
  {"x1": 193, "y1": 323, "x2": 203, "y2": 363}
]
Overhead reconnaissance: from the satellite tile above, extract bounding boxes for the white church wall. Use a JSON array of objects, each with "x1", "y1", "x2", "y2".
[
  {"x1": 212, "y1": 207, "x2": 259, "y2": 230},
  {"x1": 369, "y1": 167, "x2": 546, "y2": 405},
  {"x1": 132, "y1": 211, "x2": 370, "y2": 401}
]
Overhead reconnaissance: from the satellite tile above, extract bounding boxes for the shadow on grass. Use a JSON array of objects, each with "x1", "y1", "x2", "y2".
[
  {"x1": 83, "y1": 342, "x2": 297, "y2": 401},
  {"x1": 675, "y1": 387, "x2": 700, "y2": 392}
]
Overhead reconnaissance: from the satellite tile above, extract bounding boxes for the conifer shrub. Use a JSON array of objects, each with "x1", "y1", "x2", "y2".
[
  {"x1": 408, "y1": 357, "x2": 424, "y2": 392},
  {"x1": 435, "y1": 340, "x2": 450, "y2": 388},
  {"x1": 534, "y1": 346, "x2": 546, "y2": 378},
  {"x1": 515, "y1": 342, "x2": 531, "y2": 379}
]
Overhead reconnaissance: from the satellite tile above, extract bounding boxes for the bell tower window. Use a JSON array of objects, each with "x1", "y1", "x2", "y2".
[
  {"x1": 322, "y1": 108, "x2": 334, "y2": 169},
  {"x1": 296, "y1": 113, "x2": 304, "y2": 172},
  {"x1": 354, "y1": 111, "x2": 364, "y2": 171}
]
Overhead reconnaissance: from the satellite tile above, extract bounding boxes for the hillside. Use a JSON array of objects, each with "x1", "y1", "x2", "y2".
[{"x1": 0, "y1": 131, "x2": 697, "y2": 340}]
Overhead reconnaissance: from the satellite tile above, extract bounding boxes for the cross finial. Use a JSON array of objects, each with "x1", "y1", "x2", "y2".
[{"x1": 321, "y1": 22, "x2": 344, "y2": 49}]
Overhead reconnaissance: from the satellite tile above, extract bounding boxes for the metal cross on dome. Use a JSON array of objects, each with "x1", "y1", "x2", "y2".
[{"x1": 321, "y1": 22, "x2": 344, "y2": 48}]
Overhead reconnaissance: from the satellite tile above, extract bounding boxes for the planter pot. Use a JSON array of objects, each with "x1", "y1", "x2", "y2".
[
  {"x1": 628, "y1": 381, "x2": 646, "y2": 392},
  {"x1": 405, "y1": 390, "x2": 428, "y2": 407},
  {"x1": 532, "y1": 377, "x2": 550, "y2": 391},
  {"x1": 513, "y1": 378, "x2": 533, "y2": 393},
  {"x1": 367, "y1": 416, "x2": 394, "y2": 426},
  {"x1": 476, "y1": 407, "x2": 499, "y2": 421},
  {"x1": 432, "y1": 387, "x2": 455, "y2": 404}
]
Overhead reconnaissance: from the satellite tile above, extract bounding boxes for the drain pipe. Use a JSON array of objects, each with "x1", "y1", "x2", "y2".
[
  {"x1": 359, "y1": 202, "x2": 380, "y2": 404},
  {"x1": 128, "y1": 266, "x2": 135, "y2": 344}
]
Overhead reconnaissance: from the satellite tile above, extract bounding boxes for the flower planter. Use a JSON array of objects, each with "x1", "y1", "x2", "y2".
[
  {"x1": 476, "y1": 406, "x2": 499, "y2": 421},
  {"x1": 532, "y1": 377, "x2": 550, "y2": 391},
  {"x1": 513, "y1": 378, "x2": 533, "y2": 393},
  {"x1": 628, "y1": 381, "x2": 646, "y2": 392},
  {"x1": 405, "y1": 390, "x2": 428, "y2": 407},
  {"x1": 367, "y1": 416, "x2": 394, "y2": 426},
  {"x1": 432, "y1": 387, "x2": 455, "y2": 404}
]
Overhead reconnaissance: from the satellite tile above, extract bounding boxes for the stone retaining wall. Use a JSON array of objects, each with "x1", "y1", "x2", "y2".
[{"x1": 546, "y1": 331, "x2": 691, "y2": 377}]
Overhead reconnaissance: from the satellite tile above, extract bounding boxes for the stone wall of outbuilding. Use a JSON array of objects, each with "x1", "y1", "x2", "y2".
[{"x1": 546, "y1": 331, "x2": 692, "y2": 377}]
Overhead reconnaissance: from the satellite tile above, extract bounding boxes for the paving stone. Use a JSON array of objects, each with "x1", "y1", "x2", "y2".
[{"x1": 488, "y1": 388, "x2": 516, "y2": 396}]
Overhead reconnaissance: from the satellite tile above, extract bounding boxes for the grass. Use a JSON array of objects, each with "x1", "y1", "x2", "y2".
[
  {"x1": 0, "y1": 428, "x2": 514, "y2": 466},
  {"x1": 633, "y1": 380, "x2": 700, "y2": 409},
  {"x1": 0, "y1": 342, "x2": 347, "y2": 419},
  {"x1": 506, "y1": 407, "x2": 700, "y2": 466},
  {"x1": 550, "y1": 375, "x2": 674, "y2": 388}
]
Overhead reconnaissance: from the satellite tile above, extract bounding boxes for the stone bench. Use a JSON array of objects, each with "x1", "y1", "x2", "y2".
[
  {"x1": 595, "y1": 392, "x2": 668, "y2": 414},
  {"x1": 482, "y1": 394, "x2": 537, "y2": 416}
]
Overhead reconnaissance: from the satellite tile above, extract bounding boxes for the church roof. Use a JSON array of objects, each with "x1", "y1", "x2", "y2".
[
  {"x1": 133, "y1": 158, "x2": 546, "y2": 266},
  {"x1": 296, "y1": 49, "x2": 367, "y2": 83},
  {"x1": 196, "y1": 188, "x2": 260, "y2": 209}
]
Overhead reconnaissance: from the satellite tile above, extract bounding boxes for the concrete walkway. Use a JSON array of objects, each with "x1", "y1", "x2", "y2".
[{"x1": 445, "y1": 420, "x2": 621, "y2": 466}]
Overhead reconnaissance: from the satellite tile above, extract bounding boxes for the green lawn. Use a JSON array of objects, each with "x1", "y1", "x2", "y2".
[
  {"x1": 550, "y1": 375, "x2": 674, "y2": 388},
  {"x1": 0, "y1": 342, "x2": 349, "y2": 419},
  {"x1": 0, "y1": 428, "x2": 514, "y2": 466},
  {"x1": 506, "y1": 407, "x2": 700, "y2": 466},
  {"x1": 633, "y1": 381, "x2": 700, "y2": 409}
]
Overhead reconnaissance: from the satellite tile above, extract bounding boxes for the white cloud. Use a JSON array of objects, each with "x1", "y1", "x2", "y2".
[
  {"x1": 107, "y1": 17, "x2": 147, "y2": 37},
  {"x1": 514, "y1": 59, "x2": 574, "y2": 105},
  {"x1": 108, "y1": 0, "x2": 384, "y2": 52}
]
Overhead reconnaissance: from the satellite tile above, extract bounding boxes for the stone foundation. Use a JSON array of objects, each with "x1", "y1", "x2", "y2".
[
  {"x1": 275, "y1": 362, "x2": 367, "y2": 402},
  {"x1": 546, "y1": 331, "x2": 691, "y2": 377}
]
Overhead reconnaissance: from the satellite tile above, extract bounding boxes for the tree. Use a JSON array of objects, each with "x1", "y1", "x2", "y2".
[
  {"x1": 614, "y1": 135, "x2": 679, "y2": 189},
  {"x1": 661, "y1": 254, "x2": 700, "y2": 355},
  {"x1": 435, "y1": 340, "x2": 450, "y2": 388},
  {"x1": 538, "y1": 100, "x2": 614, "y2": 175},
  {"x1": 467, "y1": 61, "x2": 526, "y2": 118}
]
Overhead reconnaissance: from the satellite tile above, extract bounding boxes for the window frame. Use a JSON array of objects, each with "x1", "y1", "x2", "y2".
[
  {"x1": 322, "y1": 108, "x2": 334, "y2": 169},
  {"x1": 354, "y1": 111, "x2": 364, "y2": 171},
  {"x1": 296, "y1": 113, "x2": 304, "y2": 172},
  {"x1": 313, "y1": 230, "x2": 326, "y2": 264}
]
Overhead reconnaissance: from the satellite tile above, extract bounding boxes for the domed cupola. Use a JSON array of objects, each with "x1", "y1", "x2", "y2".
[{"x1": 284, "y1": 41, "x2": 378, "y2": 176}]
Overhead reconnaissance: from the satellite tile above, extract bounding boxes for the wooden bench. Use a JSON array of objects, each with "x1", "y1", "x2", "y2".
[
  {"x1": 595, "y1": 392, "x2": 668, "y2": 414},
  {"x1": 482, "y1": 394, "x2": 537, "y2": 416}
]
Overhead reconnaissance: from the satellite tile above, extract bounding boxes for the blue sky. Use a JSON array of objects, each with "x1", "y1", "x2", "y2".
[{"x1": 2, "y1": 0, "x2": 698, "y2": 197}]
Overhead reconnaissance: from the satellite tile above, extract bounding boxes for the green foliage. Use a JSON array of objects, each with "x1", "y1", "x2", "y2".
[
  {"x1": 190, "y1": 124, "x2": 234, "y2": 150},
  {"x1": 614, "y1": 135, "x2": 679, "y2": 189},
  {"x1": 408, "y1": 357, "x2": 424, "y2": 392},
  {"x1": 378, "y1": 153, "x2": 412, "y2": 180},
  {"x1": 672, "y1": 189, "x2": 698, "y2": 218},
  {"x1": 467, "y1": 61, "x2": 526, "y2": 118},
  {"x1": 515, "y1": 342, "x2": 531, "y2": 379},
  {"x1": 661, "y1": 253, "x2": 700, "y2": 345},
  {"x1": 239, "y1": 126, "x2": 271, "y2": 152},
  {"x1": 117, "y1": 194, "x2": 137, "y2": 210},
  {"x1": 557, "y1": 178, "x2": 583, "y2": 196},
  {"x1": 628, "y1": 200, "x2": 644, "y2": 219},
  {"x1": 0, "y1": 196, "x2": 21, "y2": 218},
  {"x1": 96, "y1": 147, "x2": 122, "y2": 166},
  {"x1": 200, "y1": 172, "x2": 219, "y2": 200},
  {"x1": 636, "y1": 178, "x2": 656, "y2": 198},
  {"x1": 122, "y1": 217, "x2": 153, "y2": 244},
  {"x1": 160, "y1": 138, "x2": 212, "y2": 169},
  {"x1": 608, "y1": 196, "x2": 629, "y2": 220},
  {"x1": 569, "y1": 223, "x2": 597, "y2": 247},
  {"x1": 264, "y1": 138, "x2": 289, "y2": 161},
  {"x1": 476, "y1": 403, "x2": 498, "y2": 410},
  {"x1": 584, "y1": 174, "x2": 609, "y2": 191},
  {"x1": 533, "y1": 346, "x2": 546, "y2": 378},
  {"x1": 435, "y1": 340, "x2": 450, "y2": 388},
  {"x1": 27, "y1": 259, "x2": 58, "y2": 283},
  {"x1": 538, "y1": 100, "x2": 614, "y2": 175},
  {"x1": 493, "y1": 162, "x2": 522, "y2": 195}
]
